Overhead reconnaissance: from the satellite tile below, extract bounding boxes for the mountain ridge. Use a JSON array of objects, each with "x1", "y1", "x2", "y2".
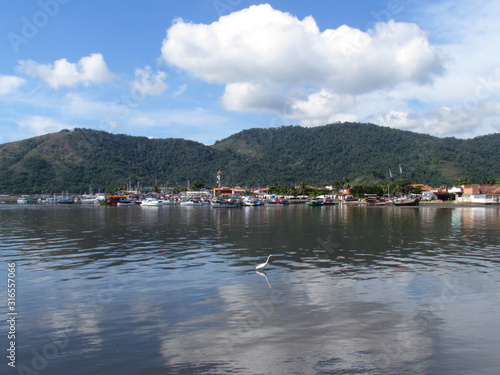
[{"x1": 1, "y1": 123, "x2": 499, "y2": 193}]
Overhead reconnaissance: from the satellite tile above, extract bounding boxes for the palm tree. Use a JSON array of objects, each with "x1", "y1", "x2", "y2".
[{"x1": 342, "y1": 177, "x2": 350, "y2": 190}]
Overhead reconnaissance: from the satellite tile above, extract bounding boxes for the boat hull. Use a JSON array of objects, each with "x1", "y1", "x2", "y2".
[{"x1": 393, "y1": 197, "x2": 420, "y2": 206}]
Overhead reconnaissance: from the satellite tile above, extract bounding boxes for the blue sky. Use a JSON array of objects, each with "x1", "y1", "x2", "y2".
[{"x1": 1, "y1": 0, "x2": 499, "y2": 144}]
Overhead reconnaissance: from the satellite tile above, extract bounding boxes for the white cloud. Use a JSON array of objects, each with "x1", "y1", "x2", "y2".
[
  {"x1": 162, "y1": 4, "x2": 445, "y2": 128},
  {"x1": 0, "y1": 75, "x2": 25, "y2": 95},
  {"x1": 372, "y1": 99, "x2": 500, "y2": 138},
  {"x1": 18, "y1": 116, "x2": 72, "y2": 136},
  {"x1": 17, "y1": 53, "x2": 114, "y2": 89},
  {"x1": 130, "y1": 66, "x2": 168, "y2": 97}
]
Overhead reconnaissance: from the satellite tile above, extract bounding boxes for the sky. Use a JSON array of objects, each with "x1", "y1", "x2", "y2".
[{"x1": 1, "y1": 0, "x2": 499, "y2": 145}]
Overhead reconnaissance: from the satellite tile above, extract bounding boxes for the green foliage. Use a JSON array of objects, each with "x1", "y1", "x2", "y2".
[
  {"x1": 190, "y1": 180, "x2": 207, "y2": 191},
  {"x1": 0, "y1": 125, "x2": 499, "y2": 194},
  {"x1": 457, "y1": 177, "x2": 474, "y2": 185}
]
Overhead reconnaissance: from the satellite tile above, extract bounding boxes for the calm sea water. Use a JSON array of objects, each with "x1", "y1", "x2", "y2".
[{"x1": 1, "y1": 203, "x2": 499, "y2": 375}]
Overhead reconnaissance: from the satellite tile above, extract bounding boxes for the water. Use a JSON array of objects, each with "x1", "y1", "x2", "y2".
[{"x1": 1, "y1": 204, "x2": 499, "y2": 374}]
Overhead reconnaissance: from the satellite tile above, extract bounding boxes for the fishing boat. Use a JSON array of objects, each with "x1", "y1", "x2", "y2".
[
  {"x1": 117, "y1": 198, "x2": 133, "y2": 206},
  {"x1": 57, "y1": 197, "x2": 74, "y2": 204},
  {"x1": 96, "y1": 195, "x2": 108, "y2": 205},
  {"x1": 103, "y1": 196, "x2": 129, "y2": 206},
  {"x1": 266, "y1": 198, "x2": 284, "y2": 206},
  {"x1": 242, "y1": 197, "x2": 264, "y2": 206},
  {"x1": 322, "y1": 199, "x2": 338, "y2": 206},
  {"x1": 393, "y1": 197, "x2": 421, "y2": 206},
  {"x1": 211, "y1": 198, "x2": 240, "y2": 208},
  {"x1": 308, "y1": 199, "x2": 324, "y2": 206}
]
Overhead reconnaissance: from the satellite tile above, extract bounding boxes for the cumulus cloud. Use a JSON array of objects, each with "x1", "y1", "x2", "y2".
[
  {"x1": 17, "y1": 53, "x2": 114, "y2": 89},
  {"x1": 0, "y1": 75, "x2": 25, "y2": 95},
  {"x1": 373, "y1": 99, "x2": 500, "y2": 138},
  {"x1": 130, "y1": 66, "x2": 168, "y2": 97},
  {"x1": 162, "y1": 4, "x2": 445, "y2": 125}
]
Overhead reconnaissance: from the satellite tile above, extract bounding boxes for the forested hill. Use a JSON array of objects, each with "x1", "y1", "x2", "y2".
[
  {"x1": 0, "y1": 124, "x2": 499, "y2": 193},
  {"x1": 213, "y1": 123, "x2": 500, "y2": 186}
]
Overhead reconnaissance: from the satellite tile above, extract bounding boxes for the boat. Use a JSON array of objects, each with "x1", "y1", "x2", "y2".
[
  {"x1": 180, "y1": 198, "x2": 210, "y2": 206},
  {"x1": 211, "y1": 198, "x2": 241, "y2": 208},
  {"x1": 38, "y1": 197, "x2": 55, "y2": 204},
  {"x1": 80, "y1": 195, "x2": 98, "y2": 204},
  {"x1": 117, "y1": 198, "x2": 133, "y2": 206},
  {"x1": 96, "y1": 195, "x2": 108, "y2": 205},
  {"x1": 57, "y1": 197, "x2": 74, "y2": 204},
  {"x1": 393, "y1": 197, "x2": 421, "y2": 206},
  {"x1": 266, "y1": 198, "x2": 285, "y2": 206},
  {"x1": 141, "y1": 198, "x2": 163, "y2": 206},
  {"x1": 162, "y1": 198, "x2": 179, "y2": 205},
  {"x1": 103, "y1": 196, "x2": 129, "y2": 206},
  {"x1": 365, "y1": 197, "x2": 387, "y2": 206},
  {"x1": 308, "y1": 199, "x2": 324, "y2": 206},
  {"x1": 17, "y1": 195, "x2": 37, "y2": 204},
  {"x1": 321, "y1": 199, "x2": 338, "y2": 206},
  {"x1": 242, "y1": 197, "x2": 264, "y2": 206}
]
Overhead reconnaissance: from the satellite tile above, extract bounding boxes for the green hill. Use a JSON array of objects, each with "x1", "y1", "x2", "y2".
[
  {"x1": 212, "y1": 123, "x2": 500, "y2": 186},
  {"x1": 0, "y1": 124, "x2": 499, "y2": 193}
]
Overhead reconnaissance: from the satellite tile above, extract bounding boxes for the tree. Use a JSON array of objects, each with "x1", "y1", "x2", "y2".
[
  {"x1": 393, "y1": 179, "x2": 412, "y2": 196},
  {"x1": 191, "y1": 180, "x2": 206, "y2": 190},
  {"x1": 268, "y1": 182, "x2": 282, "y2": 195},
  {"x1": 458, "y1": 177, "x2": 474, "y2": 185},
  {"x1": 342, "y1": 176, "x2": 351, "y2": 189},
  {"x1": 482, "y1": 177, "x2": 496, "y2": 184}
]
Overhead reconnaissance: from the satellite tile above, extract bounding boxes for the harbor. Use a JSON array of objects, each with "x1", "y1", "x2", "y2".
[{"x1": 4, "y1": 182, "x2": 500, "y2": 207}]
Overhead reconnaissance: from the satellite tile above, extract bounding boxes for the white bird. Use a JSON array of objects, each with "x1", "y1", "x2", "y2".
[{"x1": 256, "y1": 254, "x2": 274, "y2": 270}]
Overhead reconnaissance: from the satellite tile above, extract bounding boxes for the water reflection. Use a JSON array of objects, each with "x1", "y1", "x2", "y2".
[
  {"x1": 256, "y1": 270, "x2": 272, "y2": 288},
  {"x1": 1, "y1": 204, "x2": 499, "y2": 374}
]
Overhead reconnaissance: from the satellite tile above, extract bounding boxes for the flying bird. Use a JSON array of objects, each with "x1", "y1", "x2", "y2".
[{"x1": 256, "y1": 254, "x2": 274, "y2": 270}]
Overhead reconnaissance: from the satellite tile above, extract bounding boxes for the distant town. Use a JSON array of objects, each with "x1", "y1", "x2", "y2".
[{"x1": 3, "y1": 182, "x2": 500, "y2": 206}]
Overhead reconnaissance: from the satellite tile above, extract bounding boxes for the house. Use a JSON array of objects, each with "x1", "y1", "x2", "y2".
[
  {"x1": 185, "y1": 189, "x2": 212, "y2": 198},
  {"x1": 212, "y1": 187, "x2": 247, "y2": 197},
  {"x1": 410, "y1": 184, "x2": 440, "y2": 200},
  {"x1": 457, "y1": 184, "x2": 500, "y2": 203}
]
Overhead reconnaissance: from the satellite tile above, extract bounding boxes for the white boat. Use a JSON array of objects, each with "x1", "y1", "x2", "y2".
[
  {"x1": 141, "y1": 198, "x2": 163, "y2": 206},
  {"x1": 242, "y1": 197, "x2": 264, "y2": 206},
  {"x1": 162, "y1": 199, "x2": 178, "y2": 205},
  {"x1": 17, "y1": 195, "x2": 37, "y2": 204},
  {"x1": 80, "y1": 195, "x2": 98, "y2": 204},
  {"x1": 38, "y1": 197, "x2": 56, "y2": 204},
  {"x1": 180, "y1": 198, "x2": 210, "y2": 206}
]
